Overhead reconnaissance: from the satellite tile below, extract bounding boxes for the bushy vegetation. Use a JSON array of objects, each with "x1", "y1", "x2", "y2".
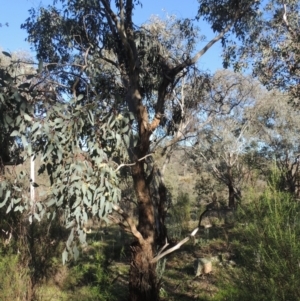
[
  {"x1": 0, "y1": 249, "x2": 31, "y2": 301},
  {"x1": 214, "y1": 170, "x2": 300, "y2": 301},
  {"x1": 0, "y1": 221, "x2": 123, "y2": 301},
  {"x1": 0, "y1": 174, "x2": 117, "y2": 301}
]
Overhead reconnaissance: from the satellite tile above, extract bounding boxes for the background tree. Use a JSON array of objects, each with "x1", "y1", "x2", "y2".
[
  {"x1": 251, "y1": 91, "x2": 300, "y2": 196},
  {"x1": 191, "y1": 70, "x2": 260, "y2": 208},
  {"x1": 219, "y1": 0, "x2": 300, "y2": 103}
]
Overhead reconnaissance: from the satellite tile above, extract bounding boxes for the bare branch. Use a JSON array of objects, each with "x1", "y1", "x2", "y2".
[
  {"x1": 172, "y1": 21, "x2": 234, "y2": 76},
  {"x1": 151, "y1": 227, "x2": 199, "y2": 263},
  {"x1": 119, "y1": 0, "x2": 125, "y2": 30},
  {"x1": 283, "y1": 4, "x2": 289, "y2": 26},
  {"x1": 282, "y1": 4, "x2": 297, "y2": 37},
  {"x1": 115, "y1": 153, "x2": 154, "y2": 172},
  {"x1": 170, "y1": 3, "x2": 258, "y2": 77},
  {"x1": 157, "y1": 238, "x2": 169, "y2": 256},
  {"x1": 125, "y1": 0, "x2": 133, "y2": 28}
]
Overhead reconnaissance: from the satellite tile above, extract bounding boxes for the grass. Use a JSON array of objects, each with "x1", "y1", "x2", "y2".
[
  {"x1": 2, "y1": 169, "x2": 299, "y2": 301},
  {"x1": 0, "y1": 214, "x2": 272, "y2": 301},
  {"x1": 15, "y1": 221, "x2": 232, "y2": 301}
]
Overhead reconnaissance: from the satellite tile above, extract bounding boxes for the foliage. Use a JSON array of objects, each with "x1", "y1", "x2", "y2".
[
  {"x1": 217, "y1": 169, "x2": 300, "y2": 301},
  {"x1": 0, "y1": 51, "x2": 35, "y2": 170},
  {"x1": 220, "y1": 0, "x2": 300, "y2": 102},
  {"x1": 198, "y1": 0, "x2": 260, "y2": 36},
  {"x1": 1, "y1": 89, "x2": 132, "y2": 259},
  {"x1": 1, "y1": 0, "x2": 297, "y2": 300},
  {"x1": 251, "y1": 94, "x2": 300, "y2": 195}
]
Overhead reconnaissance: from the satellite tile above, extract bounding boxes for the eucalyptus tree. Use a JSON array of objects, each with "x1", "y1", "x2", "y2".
[
  {"x1": 191, "y1": 70, "x2": 260, "y2": 208},
  {"x1": 0, "y1": 0, "x2": 262, "y2": 300},
  {"x1": 251, "y1": 92, "x2": 300, "y2": 196},
  {"x1": 219, "y1": 0, "x2": 300, "y2": 102}
]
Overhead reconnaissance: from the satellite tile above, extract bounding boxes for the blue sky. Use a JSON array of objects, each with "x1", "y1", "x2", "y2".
[{"x1": 0, "y1": 0, "x2": 224, "y2": 72}]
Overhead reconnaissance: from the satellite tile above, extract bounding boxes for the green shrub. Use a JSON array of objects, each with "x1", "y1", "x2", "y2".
[
  {"x1": 64, "y1": 248, "x2": 115, "y2": 301},
  {"x1": 0, "y1": 249, "x2": 31, "y2": 301},
  {"x1": 215, "y1": 170, "x2": 300, "y2": 301}
]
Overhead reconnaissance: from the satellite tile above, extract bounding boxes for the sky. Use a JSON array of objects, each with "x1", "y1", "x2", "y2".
[{"x1": 0, "y1": 0, "x2": 224, "y2": 72}]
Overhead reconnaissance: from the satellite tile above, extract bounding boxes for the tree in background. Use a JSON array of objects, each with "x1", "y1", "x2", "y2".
[
  {"x1": 220, "y1": 0, "x2": 300, "y2": 103},
  {"x1": 250, "y1": 92, "x2": 300, "y2": 196},
  {"x1": 191, "y1": 70, "x2": 260, "y2": 208}
]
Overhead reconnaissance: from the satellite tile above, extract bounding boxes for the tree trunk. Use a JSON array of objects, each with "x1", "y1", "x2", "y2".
[
  {"x1": 286, "y1": 170, "x2": 296, "y2": 195},
  {"x1": 129, "y1": 159, "x2": 159, "y2": 301},
  {"x1": 228, "y1": 166, "x2": 235, "y2": 208},
  {"x1": 156, "y1": 182, "x2": 168, "y2": 245},
  {"x1": 129, "y1": 241, "x2": 159, "y2": 301},
  {"x1": 228, "y1": 183, "x2": 235, "y2": 208}
]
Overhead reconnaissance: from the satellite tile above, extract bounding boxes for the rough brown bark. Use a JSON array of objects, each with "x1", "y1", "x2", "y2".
[
  {"x1": 129, "y1": 241, "x2": 159, "y2": 301},
  {"x1": 129, "y1": 133, "x2": 159, "y2": 301}
]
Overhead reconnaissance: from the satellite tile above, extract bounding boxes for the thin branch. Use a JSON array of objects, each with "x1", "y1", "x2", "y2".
[
  {"x1": 119, "y1": 0, "x2": 124, "y2": 30},
  {"x1": 82, "y1": 14, "x2": 96, "y2": 43},
  {"x1": 115, "y1": 153, "x2": 154, "y2": 171},
  {"x1": 283, "y1": 4, "x2": 289, "y2": 26},
  {"x1": 125, "y1": 0, "x2": 133, "y2": 28},
  {"x1": 282, "y1": 4, "x2": 297, "y2": 38},
  {"x1": 171, "y1": 20, "x2": 234, "y2": 76},
  {"x1": 157, "y1": 238, "x2": 169, "y2": 256}
]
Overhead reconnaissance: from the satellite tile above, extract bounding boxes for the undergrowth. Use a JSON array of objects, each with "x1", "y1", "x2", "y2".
[{"x1": 214, "y1": 170, "x2": 300, "y2": 301}]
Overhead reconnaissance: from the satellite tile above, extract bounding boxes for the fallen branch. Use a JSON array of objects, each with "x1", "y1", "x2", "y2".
[
  {"x1": 151, "y1": 207, "x2": 211, "y2": 263},
  {"x1": 151, "y1": 227, "x2": 199, "y2": 263}
]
